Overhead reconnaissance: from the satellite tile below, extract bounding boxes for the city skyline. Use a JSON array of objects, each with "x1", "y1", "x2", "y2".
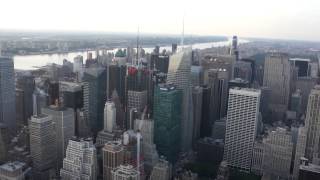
[{"x1": 0, "y1": 0, "x2": 319, "y2": 41}]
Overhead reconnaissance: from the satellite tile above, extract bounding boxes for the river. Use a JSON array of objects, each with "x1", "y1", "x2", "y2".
[{"x1": 13, "y1": 39, "x2": 248, "y2": 70}]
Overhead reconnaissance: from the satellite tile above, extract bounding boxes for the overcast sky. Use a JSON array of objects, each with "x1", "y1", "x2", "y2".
[{"x1": 0, "y1": 0, "x2": 319, "y2": 41}]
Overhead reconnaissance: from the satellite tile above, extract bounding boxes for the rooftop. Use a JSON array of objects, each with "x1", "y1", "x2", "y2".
[
  {"x1": 0, "y1": 161, "x2": 25, "y2": 172},
  {"x1": 300, "y1": 163, "x2": 320, "y2": 174}
]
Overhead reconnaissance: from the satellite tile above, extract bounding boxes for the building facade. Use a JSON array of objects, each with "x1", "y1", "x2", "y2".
[
  {"x1": 223, "y1": 88, "x2": 260, "y2": 171},
  {"x1": 166, "y1": 48, "x2": 194, "y2": 152},
  {"x1": 0, "y1": 56, "x2": 16, "y2": 130},
  {"x1": 103, "y1": 141, "x2": 124, "y2": 180},
  {"x1": 153, "y1": 84, "x2": 182, "y2": 163},
  {"x1": 60, "y1": 139, "x2": 97, "y2": 180}
]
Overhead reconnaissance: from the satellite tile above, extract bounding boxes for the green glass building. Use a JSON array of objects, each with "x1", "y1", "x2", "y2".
[{"x1": 153, "y1": 84, "x2": 182, "y2": 163}]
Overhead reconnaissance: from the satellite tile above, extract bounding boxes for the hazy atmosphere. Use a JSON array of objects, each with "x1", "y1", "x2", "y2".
[{"x1": 1, "y1": 0, "x2": 319, "y2": 41}]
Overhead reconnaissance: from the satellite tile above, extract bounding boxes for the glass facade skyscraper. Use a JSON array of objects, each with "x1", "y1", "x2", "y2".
[
  {"x1": 153, "y1": 84, "x2": 182, "y2": 163},
  {"x1": 0, "y1": 56, "x2": 16, "y2": 130}
]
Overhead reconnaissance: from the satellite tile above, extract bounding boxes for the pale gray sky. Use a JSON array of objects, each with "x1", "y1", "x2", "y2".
[{"x1": 1, "y1": 0, "x2": 319, "y2": 41}]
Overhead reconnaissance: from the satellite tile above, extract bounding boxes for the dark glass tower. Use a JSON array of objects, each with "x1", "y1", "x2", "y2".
[
  {"x1": 82, "y1": 67, "x2": 107, "y2": 135},
  {"x1": 153, "y1": 84, "x2": 182, "y2": 163}
]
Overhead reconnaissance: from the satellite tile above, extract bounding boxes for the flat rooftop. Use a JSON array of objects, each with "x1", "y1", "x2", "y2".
[
  {"x1": 0, "y1": 161, "x2": 25, "y2": 172},
  {"x1": 300, "y1": 163, "x2": 320, "y2": 174}
]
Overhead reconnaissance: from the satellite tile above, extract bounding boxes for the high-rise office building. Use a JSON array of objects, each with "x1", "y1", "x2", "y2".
[
  {"x1": 153, "y1": 84, "x2": 182, "y2": 163},
  {"x1": 16, "y1": 73, "x2": 35, "y2": 126},
  {"x1": 59, "y1": 81, "x2": 83, "y2": 136},
  {"x1": 60, "y1": 139, "x2": 97, "y2": 180},
  {"x1": 150, "y1": 54, "x2": 169, "y2": 73},
  {"x1": 29, "y1": 114, "x2": 57, "y2": 179},
  {"x1": 0, "y1": 123, "x2": 9, "y2": 163},
  {"x1": 73, "y1": 55, "x2": 84, "y2": 81},
  {"x1": 200, "y1": 86, "x2": 211, "y2": 138},
  {"x1": 15, "y1": 89, "x2": 26, "y2": 128},
  {"x1": 108, "y1": 65, "x2": 126, "y2": 104},
  {"x1": 234, "y1": 60, "x2": 252, "y2": 82},
  {"x1": 293, "y1": 126, "x2": 307, "y2": 178},
  {"x1": 192, "y1": 86, "x2": 203, "y2": 145},
  {"x1": 134, "y1": 119, "x2": 159, "y2": 173},
  {"x1": 223, "y1": 88, "x2": 261, "y2": 171},
  {"x1": 191, "y1": 66, "x2": 204, "y2": 87},
  {"x1": 207, "y1": 69, "x2": 229, "y2": 122},
  {"x1": 201, "y1": 55, "x2": 235, "y2": 82},
  {"x1": 42, "y1": 105, "x2": 75, "y2": 170},
  {"x1": 262, "y1": 127, "x2": 293, "y2": 179},
  {"x1": 211, "y1": 118, "x2": 226, "y2": 140},
  {"x1": 263, "y1": 53, "x2": 291, "y2": 119},
  {"x1": 0, "y1": 56, "x2": 16, "y2": 130},
  {"x1": 96, "y1": 101, "x2": 117, "y2": 147},
  {"x1": 111, "y1": 90, "x2": 126, "y2": 130},
  {"x1": 102, "y1": 141, "x2": 124, "y2": 180},
  {"x1": 290, "y1": 89, "x2": 302, "y2": 116},
  {"x1": 82, "y1": 67, "x2": 107, "y2": 135},
  {"x1": 111, "y1": 165, "x2": 139, "y2": 180},
  {"x1": 305, "y1": 85, "x2": 320, "y2": 163},
  {"x1": 0, "y1": 161, "x2": 28, "y2": 180},
  {"x1": 167, "y1": 48, "x2": 194, "y2": 152},
  {"x1": 150, "y1": 158, "x2": 172, "y2": 180}
]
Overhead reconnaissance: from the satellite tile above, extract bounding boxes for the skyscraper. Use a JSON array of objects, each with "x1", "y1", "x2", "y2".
[
  {"x1": 207, "y1": 68, "x2": 229, "y2": 122},
  {"x1": 103, "y1": 141, "x2": 124, "y2": 180},
  {"x1": 305, "y1": 85, "x2": 320, "y2": 163},
  {"x1": 0, "y1": 56, "x2": 16, "y2": 130},
  {"x1": 73, "y1": 55, "x2": 84, "y2": 81},
  {"x1": 60, "y1": 139, "x2": 97, "y2": 180},
  {"x1": 59, "y1": 81, "x2": 83, "y2": 136},
  {"x1": 82, "y1": 67, "x2": 107, "y2": 135},
  {"x1": 263, "y1": 53, "x2": 291, "y2": 119},
  {"x1": 0, "y1": 161, "x2": 28, "y2": 180},
  {"x1": 191, "y1": 66, "x2": 204, "y2": 87},
  {"x1": 42, "y1": 105, "x2": 75, "y2": 170},
  {"x1": 111, "y1": 165, "x2": 139, "y2": 180},
  {"x1": 166, "y1": 48, "x2": 193, "y2": 152},
  {"x1": 29, "y1": 113, "x2": 57, "y2": 179},
  {"x1": 96, "y1": 101, "x2": 117, "y2": 147},
  {"x1": 293, "y1": 126, "x2": 307, "y2": 178},
  {"x1": 16, "y1": 72, "x2": 35, "y2": 126},
  {"x1": 192, "y1": 86, "x2": 203, "y2": 145},
  {"x1": 134, "y1": 118, "x2": 159, "y2": 173},
  {"x1": 150, "y1": 158, "x2": 172, "y2": 180},
  {"x1": 262, "y1": 127, "x2": 293, "y2": 179},
  {"x1": 223, "y1": 88, "x2": 261, "y2": 171},
  {"x1": 153, "y1": 84, "x2": 182, "y2": 163}
]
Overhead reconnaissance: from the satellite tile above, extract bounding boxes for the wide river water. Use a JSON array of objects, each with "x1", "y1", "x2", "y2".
[{"x1": 14, "y1": 39, "x2": 248, "y2": 70}]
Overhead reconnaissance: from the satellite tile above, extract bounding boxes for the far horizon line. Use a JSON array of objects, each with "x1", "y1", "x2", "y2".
[{"x1": 0, "y1": 28, "x2": 320, "y2": 43}]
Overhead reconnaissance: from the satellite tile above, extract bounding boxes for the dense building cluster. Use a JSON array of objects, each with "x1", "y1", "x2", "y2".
[{"x1": 1, "y1": 35, "x2": 320, "y2": 180}]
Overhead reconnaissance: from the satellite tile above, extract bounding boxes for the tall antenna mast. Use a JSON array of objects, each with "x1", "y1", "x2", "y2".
[
  {"x1": 180, "y1": 12, "x2": 185, "y2": 48},
  {"x1": 136, "y1": 26, "x2": 140, "y2": 66}
]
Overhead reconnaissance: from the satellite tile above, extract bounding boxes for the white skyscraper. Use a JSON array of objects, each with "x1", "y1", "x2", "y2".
[
  {"x1": 29, "y1": 114, "x2": 57, "y2": 180},
  {"x1": 305, "y1": 85, "x2": 320, "y2": 163},
  {"x1": 0, "y1": 56, "x2": 16, "y2": 130},
  {"x1": 223, "y1": 88, "x2": 261, "y2": 171},
  {"x1": 167, "y1": 48, "x2": 193, "y2": 152},
  {"x1": 60, "y1": 139, "x2": 97, "y2": 180},
  {"x1": 104, "y1": 101, "x2": 116, "y2": 132},
  {"x1": 96, "y1": 101, "x2": 117, "y2": 147}
]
